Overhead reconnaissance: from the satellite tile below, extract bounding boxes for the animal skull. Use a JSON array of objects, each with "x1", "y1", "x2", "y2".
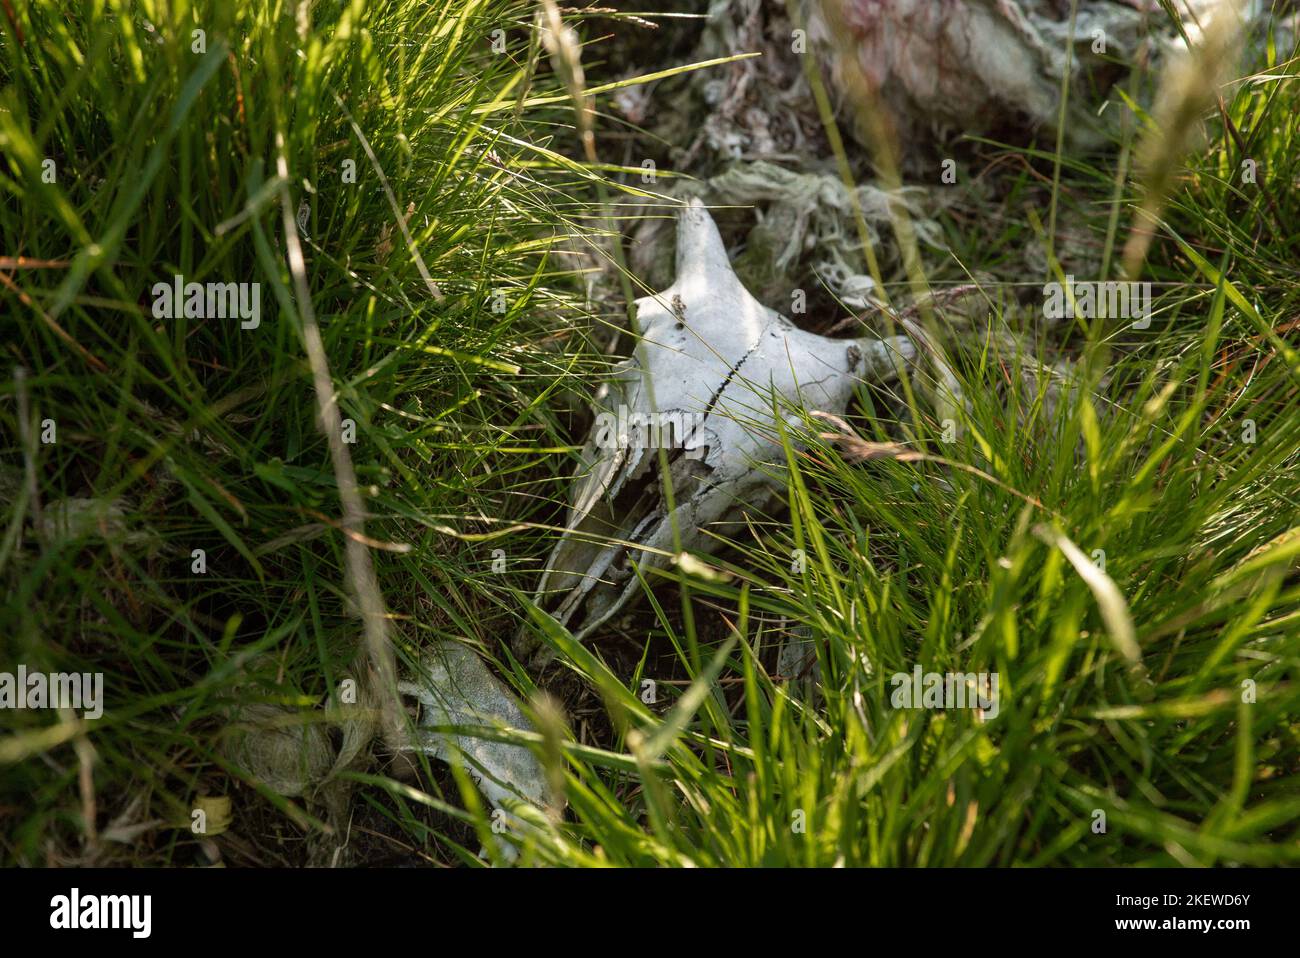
[{"x1": 520, "y1": 199, "x2": 916, "y2": 651}]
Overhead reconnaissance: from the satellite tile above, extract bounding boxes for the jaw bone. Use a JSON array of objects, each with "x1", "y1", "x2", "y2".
[
  {"x1": 522, "y1": 199, "x2": 916, "y2": 651},
  {"x1": 396, "y1": 640, "x2": 557, "y2": 861}
]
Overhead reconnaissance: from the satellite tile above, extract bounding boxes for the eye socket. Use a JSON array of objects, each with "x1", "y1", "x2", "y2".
[{"x1": 398, "y1": 686, "x2": 422, "y2": 711}]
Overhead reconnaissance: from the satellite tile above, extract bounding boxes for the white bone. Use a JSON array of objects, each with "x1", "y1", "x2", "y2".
[
  {"x1": 523, "y1": 199, "x2": 915, "y2": 649},
  {"x1": 397, "y1": 641, "x2": 553, "y2": 818}
]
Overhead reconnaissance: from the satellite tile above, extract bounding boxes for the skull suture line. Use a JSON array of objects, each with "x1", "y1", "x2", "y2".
[{"x1": 521, "y1": 199, "x2": 917, "y2": 651}]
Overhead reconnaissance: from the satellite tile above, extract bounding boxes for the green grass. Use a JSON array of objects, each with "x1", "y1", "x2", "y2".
[
  {"x1": 2, "y1": 1, "x2": 1298, "y2": 867},
  {"x1": 0, "y1": 0, "x2": 619, "y2": 865}
]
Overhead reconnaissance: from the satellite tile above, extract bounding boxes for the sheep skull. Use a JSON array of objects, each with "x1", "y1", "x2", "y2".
[{"x1": 521, "y1": 199, "x2": 915, "y2": 652}]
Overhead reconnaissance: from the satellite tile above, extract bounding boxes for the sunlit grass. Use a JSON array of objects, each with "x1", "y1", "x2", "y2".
[{"x1": 2, "y1": 0, "x2": 1297, "y2": 867}]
